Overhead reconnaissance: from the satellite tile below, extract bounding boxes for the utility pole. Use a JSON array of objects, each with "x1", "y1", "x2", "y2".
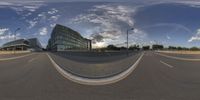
[
  {"x1": 13, "y1": 28, "x2": 20, "y2": 54},
  {"x1": 126, "y1": 28, "x2": 134, "y2": 56}
]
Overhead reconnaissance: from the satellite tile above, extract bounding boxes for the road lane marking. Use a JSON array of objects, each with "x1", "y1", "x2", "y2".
[
  {"x1": 160, "y1": 60, "x2": 174, "y2": 68},
  {"x1": 155, "y1": 52, "x2": 200, "y2": 61},
  {"x1": 46, "y1": 52, "x2": 144, "y2": 86},
  {"x1": 0, "y1": 53, "x2": 35, "y2": 61}
]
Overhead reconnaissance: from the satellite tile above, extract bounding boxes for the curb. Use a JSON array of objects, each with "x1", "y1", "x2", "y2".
[
  {"x1": 46, "y1": 52, "x2": 144, "y2": 85},
  {"x1": 0, "y1": 53, "x2": 35, "y2": 61}
]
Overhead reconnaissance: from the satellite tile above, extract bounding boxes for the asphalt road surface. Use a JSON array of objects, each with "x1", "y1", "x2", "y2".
[
  {"x1": 0, "y1": 51, "x2": 200, "y2": 100},
  {"x1": 48, "y1": 52, "x2": 142, "y2": 78}
]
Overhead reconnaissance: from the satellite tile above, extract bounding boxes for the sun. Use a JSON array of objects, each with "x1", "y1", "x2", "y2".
[{"x1": 94, "y1": 42, "x2": 105, "y2": 48}]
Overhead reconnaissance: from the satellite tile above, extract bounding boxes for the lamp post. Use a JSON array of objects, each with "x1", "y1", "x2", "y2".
[
  {"x1": 127, "y1": 28, "x2": 134, "y2": 56},
  {"x1": 13, "y1": 28, "x2": 20, "y2": 54}
]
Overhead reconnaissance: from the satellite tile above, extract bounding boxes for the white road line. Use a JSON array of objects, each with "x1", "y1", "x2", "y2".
[
  {"x1": 160, "y1": 60, "x2": 174, "y2": 68},
  {"x1": 0, "y1": 53, "x2": 35, "y2": 61},
  {"x1": 46, "y1": 52, "x2": 144, "y2": 86}
]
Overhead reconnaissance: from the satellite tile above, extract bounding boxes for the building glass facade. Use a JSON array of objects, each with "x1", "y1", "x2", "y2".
[
  {"x1": 0, "y1": 38, "x2": 42, "y2": 51},
  {"x1": 47, "y1": 24, "x2": 92, "y2": 51}
]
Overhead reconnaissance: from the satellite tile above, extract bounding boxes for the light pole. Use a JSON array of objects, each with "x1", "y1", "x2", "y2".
[
  {"x1": 127, "y1": 28, "x2": 134, "y2": 56},
  {"x1": 13, "y1": 28, "x2": 20, "y2": 54}
]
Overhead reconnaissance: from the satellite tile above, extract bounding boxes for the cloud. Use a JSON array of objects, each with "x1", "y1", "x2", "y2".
[
  {"x1": 0, "y1": 1, "x2": 13, "y2": 6},
  {"x1": 27, "y1": 20, "x2": 38, "y2": 29},
  {"x1": 0, "y1": 28, "x2": 20, "y2": 40},
  {"x1": 50, "y1": 23, "x2": 56, "y2": 28},
  {"x1": 23, "y1": 5, "x2": 40, "y2": 12},
  {"x1": 141, "y1": 23, "x2": 192, "y2": 33},
  {"x1": 49, "y1": 15, "x2": 61, "y2": 21},
  {"x1": 0, "y1": 28, "x2": 9, "y2": 35},
  {"x1": 90, "y1": 33, "x2": 104, "y2": 43},
  {"x1": 39, "y1": 27, "x2": 48, "y2": 36},
  {"x1": 0, "y1": 1, "x2": 45, "y2": 12},
  {"x1": 48, "y1": 8, "x2": 58, "y2": 14},
  {"x1": 0, "y1": 34, "x2": 19, "y2": 40},
  {"x1": 188, "y1": 29, "x2": 200, "y2": 42},
  {"x1": 167, "y1": 35, "x2": 171, "y2": 40},
  {"x1": 71, "y1": 4, "x2": 146, "y2": 46},
  {"x1": 25, "y1": 8, "x2": 60, "y2": 29}
]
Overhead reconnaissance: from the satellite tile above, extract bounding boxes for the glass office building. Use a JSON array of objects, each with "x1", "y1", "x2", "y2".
[
  {"x1": 0, "y1": 38, "x2": 43, "y2": 51},
  {"x1": 28, "y1": 38, "x2": 43, "y2": 51},
  {"x1": 47, "y1": 24, "x2": 92, "y2": 51}
]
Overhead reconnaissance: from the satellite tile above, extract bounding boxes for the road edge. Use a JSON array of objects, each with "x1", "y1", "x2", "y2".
[{"x1": 0, "y1": 53, "x2": 35, "y2": 61}]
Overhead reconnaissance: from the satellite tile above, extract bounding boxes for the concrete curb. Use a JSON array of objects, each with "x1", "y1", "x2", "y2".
[
  {"x1": 46, "y1": 52, "x2": 144, "y2": 85},
  {"x1": 155, "y1": 52, "x2": 200, "y2": 61},
  {"x1": 0, "y1": 53, "x2": 34, "y2": 61}
]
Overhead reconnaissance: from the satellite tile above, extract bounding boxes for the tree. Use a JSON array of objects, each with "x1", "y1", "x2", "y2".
[
  {"x1": 152, "y1": 44, "x2": 164, "y2": 50},
  {"x1": 168, "y1": 46, "x2": 177, "y2": 50},
  {"x1": 106, "y1": 45, "x2": 119, "y2": 50},
  {"x1": 129, "y1": 45, "x2": 140, "y2": 51},
  {"x1": 142, "y1": 46, "x2": 150, "y2": 50},
  {"x1": 190, "y1": 47, "x2": 200, "y2": 51}
]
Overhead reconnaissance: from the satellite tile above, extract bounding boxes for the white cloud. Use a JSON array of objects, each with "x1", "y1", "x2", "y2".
[
  {"x1": 0, "y1": 28, "x2": 9, "y2": 35},
  {"x1": 167, "y1": 35, "x2": 171, "y2": 40},
  {"x1": 0, "y1": 1, "x2": 45, "y2": 14},
  {"x1": 27, "y1": 20, "x2": 38, "y2": 28},
  {"x1": 0, "y1": 34, "x2": 16, "y2": 40},
  {"x1": 23, "y1": 5, "x2": 39, "y2": 12},
  {"x1": 0, "y1": 1, "x2": 13, "y2": 6},
  {"x1": 71, "y1": 4, "x2": 144, "y2": 45},
  {"x1": 50, "y1": 23, "x2": 56, "y2": 28},
  {"x1": 188, "y1": 29, "x2": 200, "y2": 42},
  {"x1": 24, "y1": 12, "x2": 32, "y2": 17},
  {"x1": 49, "y1": 15, "x2": 60, "y2": 21},
  {"x1": 48, "y1": 8, "x2": 58, "y2": 14},
  {"x1": 38, "y1": 12, "x2": 45, "y2": 17},
  {"x1": 25, "y1": 9, "x2": 60, "y2": 29},
  {"x1": 39, "y1": 27, "x2": 48, "y2": 36},
  {"x1": 0, "y1": 28, "x2": 21, "y2": 40}
]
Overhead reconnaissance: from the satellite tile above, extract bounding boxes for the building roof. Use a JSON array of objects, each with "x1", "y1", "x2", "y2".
[
  {"x1": 2, "y1": 39, "x2": 29, "y2": 48},
  {"x1": 53, "y1": 24, "x2": 83, "y2": 37},
  {"x1": 1, "y1": 38, "x2": 43, "y2": 51}
]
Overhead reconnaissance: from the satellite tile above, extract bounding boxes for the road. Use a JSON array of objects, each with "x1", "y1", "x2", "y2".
[
  {"x1": 48, "y1": 52, "x2": 142, "y2": 78},
  {"x1": 0, "y1": 51, "x2": 200, "y2": 100}
]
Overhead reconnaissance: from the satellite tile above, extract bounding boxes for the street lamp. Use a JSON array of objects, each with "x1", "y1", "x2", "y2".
[
  {"x1": 13, "y1": 28, "x2": 20, "y2": 54},
  {"x1": 127, "y1": 28, "x2": 134, "y2": 56}
]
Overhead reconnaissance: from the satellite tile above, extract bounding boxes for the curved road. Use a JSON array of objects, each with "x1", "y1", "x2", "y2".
[{"x1": 0, "y1": 51, "x2": 200, "y2": 100}]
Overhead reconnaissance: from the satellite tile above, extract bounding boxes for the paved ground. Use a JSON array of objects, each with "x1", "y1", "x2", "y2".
[
  {"x1": 53, "y1": 51, "x2": 139, "y2": 63},
  {"x1": 49, "y1": 52, "x2": 142, "y2": 78},
  {"x1": 0, "y1": 51, "x2": 200, "y2": 100},
  {"x1": 0, "y1": 53, "x2": 30, "y2": 59},
  {"x1": 158, "y1": 52, "x2": 200, "y2": 59}
]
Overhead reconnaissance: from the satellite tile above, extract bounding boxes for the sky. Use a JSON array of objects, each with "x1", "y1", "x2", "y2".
[{"x1": 1, "y1": 0, "x2": 200, "y2": 48}]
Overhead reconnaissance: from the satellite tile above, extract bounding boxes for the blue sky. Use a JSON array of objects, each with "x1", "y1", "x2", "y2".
[{"x1": 1, "y1": 0, "x2": 200, "y2": 48}]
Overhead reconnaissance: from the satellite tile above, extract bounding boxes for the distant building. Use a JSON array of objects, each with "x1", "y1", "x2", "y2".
[
  {"x1": 47, "y1": 24, "x2": 92, "y2": 51},
  {"x1": 0, "y1": 38, "x2": 43, "y2": 51},
  {"x1": 28, "y1": 38, "x2": 43, "y2": 51}
]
